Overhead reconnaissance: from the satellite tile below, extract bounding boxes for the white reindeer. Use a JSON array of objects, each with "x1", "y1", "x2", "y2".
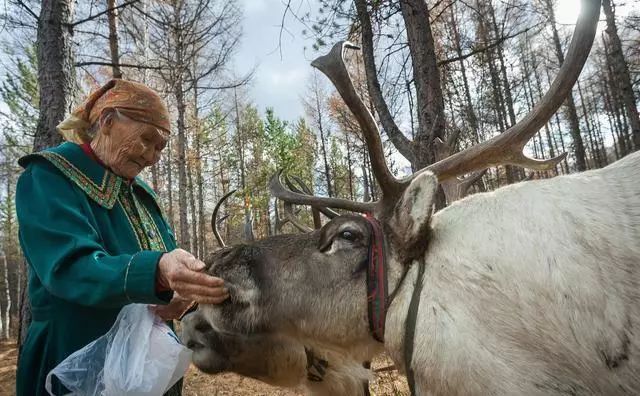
[{"x1": 186, "y1": 0, "x2": 640, "y2": 394}]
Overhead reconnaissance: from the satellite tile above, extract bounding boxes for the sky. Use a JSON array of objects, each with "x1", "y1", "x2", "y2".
[{"x1": 232, "y1": 0, "x2": 319, "y2": 122}]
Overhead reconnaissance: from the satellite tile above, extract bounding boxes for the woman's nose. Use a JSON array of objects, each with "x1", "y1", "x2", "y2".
[{"x1": 142, "y1": 148, "x2": 157, "y2": 165}]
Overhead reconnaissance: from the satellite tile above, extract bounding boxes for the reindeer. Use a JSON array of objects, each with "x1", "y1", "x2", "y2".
[
  {"x1": 186, "y1": 0, "x2": 640, "y2": 394},
  {"x1": 182, "y1": 190, "x2": 371, "y2": 395},
  {"x1": 181, "y1": 309, "x2": 372, "y2": 395}
]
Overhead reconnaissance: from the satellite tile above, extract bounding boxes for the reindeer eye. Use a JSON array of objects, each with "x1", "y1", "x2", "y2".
[{"x1": 339, "y1": 230, "x2": 357, "y2": 241}]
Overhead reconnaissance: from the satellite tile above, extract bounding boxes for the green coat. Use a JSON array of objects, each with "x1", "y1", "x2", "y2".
[{"x1": 15, "y1": 142, "x2": 177, "y2": 396}]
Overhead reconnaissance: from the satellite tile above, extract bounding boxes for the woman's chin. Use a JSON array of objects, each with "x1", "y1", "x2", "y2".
[{"x1": 114, "y1": 165, "x2": 142, "y2": 179}]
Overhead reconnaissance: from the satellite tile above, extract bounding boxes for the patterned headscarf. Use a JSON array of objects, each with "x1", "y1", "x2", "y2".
[{"x1": 57, "y1": 79, "x2": 171, "y2": 144}]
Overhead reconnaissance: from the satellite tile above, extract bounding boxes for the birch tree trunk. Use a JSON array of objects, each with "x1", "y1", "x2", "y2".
[{"x1": 2, "y1": 253, "x2": 10, "y2": 340}]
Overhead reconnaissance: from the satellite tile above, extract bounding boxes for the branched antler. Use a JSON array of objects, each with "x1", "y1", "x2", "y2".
[
  {"x1": 270, "y1": 0, "x2": 600, "y2": 214},
  {"x1": 284, "y1": 175, "x2": 339, "y2": 219},
  {"x1": 212, "y1": 190, "x2": 236, "y2": 248}
]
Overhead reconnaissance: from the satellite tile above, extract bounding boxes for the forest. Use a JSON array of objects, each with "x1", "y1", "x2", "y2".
[{"x1": 0, "y1": 0, "x2": 638, "y2": 379}]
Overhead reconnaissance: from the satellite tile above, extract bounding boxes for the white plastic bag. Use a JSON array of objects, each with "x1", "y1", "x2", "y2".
[{"x1": 46, "y1": 304, "x2": 192, "y2": 396}]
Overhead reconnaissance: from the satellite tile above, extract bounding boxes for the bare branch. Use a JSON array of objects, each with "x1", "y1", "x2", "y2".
[
  {"x1": 71, "y1": 0, "x2": 140, "y2": 27},
  {"x1": 14, "y1": 0, "x2": 38, "y2": 20},
  {"x1": 437, "y1": 26, "x2": 535, "y2": 67},
  {"x1": 74, "y1": 61, "x2": 166, "y2": 70}
]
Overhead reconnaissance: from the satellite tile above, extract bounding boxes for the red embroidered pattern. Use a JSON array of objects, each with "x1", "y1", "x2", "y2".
[{"x1": 38, "y1": 152, "x2": 122, "y2": 209}]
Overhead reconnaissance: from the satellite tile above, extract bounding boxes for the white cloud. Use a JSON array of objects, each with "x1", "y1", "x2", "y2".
[{"x1": 235, "y1": 0, "x2": 320, "y2": 121}]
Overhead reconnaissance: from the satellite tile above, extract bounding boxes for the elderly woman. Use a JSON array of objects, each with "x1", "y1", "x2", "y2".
[{"x1": 15, "y1": 79, "x2": 226, "y2": 396}]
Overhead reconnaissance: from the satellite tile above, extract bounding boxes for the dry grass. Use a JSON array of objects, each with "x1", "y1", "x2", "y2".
[{"x1": 0, "y1": 339, "x2": 408, "y2": 396}]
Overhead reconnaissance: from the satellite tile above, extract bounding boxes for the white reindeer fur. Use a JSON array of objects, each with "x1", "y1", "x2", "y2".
[{"x1": 385, "y1": 151, "x2": 640, "y2": 395}]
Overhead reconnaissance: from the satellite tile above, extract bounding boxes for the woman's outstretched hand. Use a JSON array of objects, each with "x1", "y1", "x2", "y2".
[{"x1": 156, "y1": 248, "x2": 229, "y2": 304}]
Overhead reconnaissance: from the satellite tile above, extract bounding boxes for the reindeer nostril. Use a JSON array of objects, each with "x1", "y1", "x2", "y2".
[
  {"x1": 186, "y1": 340, "x2": 204, "y2": 350},
  {"x1": 194, "y1": 322, "x2": 211, "y2": 333}
]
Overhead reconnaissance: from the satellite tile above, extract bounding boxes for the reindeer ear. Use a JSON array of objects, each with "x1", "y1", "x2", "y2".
[{"x1": 388, "y1": 171, "x2": 437, "y2": 261}]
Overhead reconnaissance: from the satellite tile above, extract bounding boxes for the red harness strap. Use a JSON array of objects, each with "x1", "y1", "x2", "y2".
[{"x1": 364, "y1": 214, "x2": 387, "y2": 343}]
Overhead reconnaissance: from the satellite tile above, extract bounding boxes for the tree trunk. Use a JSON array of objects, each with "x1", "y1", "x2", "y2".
[
  {"x1": 354, "y1": 0, "x2": 414, "y2": 162},
  {"x1": 173, "y1": 1, "x2": 190, "y2": 247},
  {"x1": 488, "y1": 2, "x2": 517, "y2": 127},
  {"x1": 399, "y1": 0, "x2": 445, "y2": 170},
  {"x1": 233, "y1": 90, "x2": 253, "y2": 241},
  {"x1": 355, "y1": 0, "x2": 446, "y2": 205},
  {"x1": 106, "y1": 0, "x2": 122, "y2": 78},
  {"x1": 602, "y1": 37, "x2": 630, "y2": 156},
  {"x1": 450, "y1": 5, "x2": 479, "y2": 142},
  {"x1": 166, "y1": 139, "x2": 175, "y2": 231},
  {"x1": 33, "y1": 0, "x2": 75, "y2": 152},
  {"x1": 1, "y1": 253, "x2": 10, "y2": 339},
  {"x1": 602, "y1": 79, "x2": 623, "y2": 158},
  {"x1": 544, "y1": 0, "x2": 587, "y2": 171},
  {"x1": 187, "y1": 160, "x2": 197, "y2": 254},
  {"x1": 602, "y1": 0, "x2": 640, "y2": 151},
  {"x1": 305, "y1": 72, "x2": 333, "y2": 197},
  {"x1": 577, "y1": 81, "x2": 599, "y2": 168},
  {"x1": 21, "y1": 0, "x2": 77, "y2": 352},
  {"x1": 488, "y1": 1, "x2": 522, "y2": 181},
  {"x1": 193, "y1": 85, "x2": 206, "y2": 257},
  {"x1": 345, "y1": 134, "x2": 354, "y2": 200},
  {"x1": 150, "y1": 163, "x2": 159, "y2": 191},
  {"x1": 528, "y1": 38, "x2": 559, "y2": 174}
]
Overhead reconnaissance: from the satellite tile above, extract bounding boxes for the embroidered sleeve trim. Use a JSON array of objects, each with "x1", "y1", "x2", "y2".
[
  {"x1": 123, "y1": 254, "x2": 136, "y2": 303},
  {"x1": 36, "y1": 152, "x2": 122, "y2": 209}
]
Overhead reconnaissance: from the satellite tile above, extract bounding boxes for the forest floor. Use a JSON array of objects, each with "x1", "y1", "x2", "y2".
[
  {"x1": 0, "y1": 340, "x2": 17, "y2": 396},
  {"x1": 0, "y1": 339, "x2": 408, "y2": 396}
]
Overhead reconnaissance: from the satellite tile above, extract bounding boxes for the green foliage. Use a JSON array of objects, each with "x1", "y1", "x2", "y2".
[
  {"x1": 328, "y1": 136, "x2": 351, "y2": 199},
  {"x1": 264, "y1": 107, "x2": 296, "y2": 170},
  {"x1": 292, "y1": 118, "x2": 317, "y2": 187},
  {"x1": 0, "y1": 45, "x2": 38, "y2": 155},
  {"x1": 241, "y1": 105, "x2": 271, "y2": 223}
]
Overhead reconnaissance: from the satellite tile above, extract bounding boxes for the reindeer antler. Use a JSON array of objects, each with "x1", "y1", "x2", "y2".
[
  {"x1": 282, "y1": 202, "x2": 314, "y2": 233},
  {"x1": 422, "y1": 0, "x2": 600, "y2": 181},
  {"x1": 271, "y1": 0, "x2": 600, "y2": 212},
  {"x1": 311, "y1": 42, "x2": 405, "y2": 198},
  {"x1": 212, "y1": 189, "x2": 236, "y2": 248},
  {"x1": 284, "y1": 175, "x2": 339, "y2": 219},
  {"x1": 270, "y1": 171, "x2": 375, "y2": 213}
]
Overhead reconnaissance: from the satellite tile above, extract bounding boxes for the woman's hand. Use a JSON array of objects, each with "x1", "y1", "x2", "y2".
[
  {"x1": 157, "y1": 248, "x2": 229, "y2": 304},
  {"x1": 150, "y1": 294, "x2": 194, "y2": 321}
]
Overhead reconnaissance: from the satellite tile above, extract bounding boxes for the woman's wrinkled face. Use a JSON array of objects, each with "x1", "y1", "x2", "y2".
[{"x1": 96, "y1": 111, "x2": 168, "y2": 179}]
